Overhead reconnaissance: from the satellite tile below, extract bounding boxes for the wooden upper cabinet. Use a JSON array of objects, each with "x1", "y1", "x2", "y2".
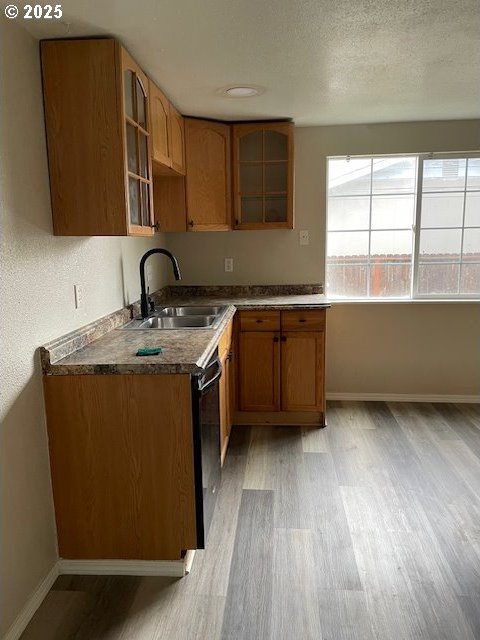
[
  {"x1": 41, "y1": 38, "x2": 154, "y2": 237},
  {"x1": 122, "y1": 49, "x2": 155, "y2": 235},
  {"x1": 149, "y1": 80, "x2": 171, "y2": 169},
  {"x1": 169, "y1": 104, "x2": 186, "y2": 175},
  {"x1": 232, "y1": 122, "x2": 294, "y2": 230},
  {"x1": 185, "y1": 118, "x2": 232, "y2": 231}
]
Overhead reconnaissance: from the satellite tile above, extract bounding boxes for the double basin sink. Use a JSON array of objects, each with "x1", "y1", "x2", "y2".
[{"x1": 122, "y1": 306, "x2": 227, "y2": 330}]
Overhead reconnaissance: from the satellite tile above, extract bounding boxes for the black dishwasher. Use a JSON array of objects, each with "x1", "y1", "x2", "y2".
[{"x1": 191, "y1": 351, "x2": 222, "y2": 548}]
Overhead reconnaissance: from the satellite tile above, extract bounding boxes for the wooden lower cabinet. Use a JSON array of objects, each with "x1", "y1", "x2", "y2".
[
  {"x1": 281, "y1": 331, "x2": 325, "y2": 411},
  {"x1": 219, "y1": 320, "x2": 234, "y2": 464},
  {"x1": 239, "y1": 331, "x2": 280, "y2": 412},
  {"x1": 236, "y1": 310, "x2": 327, "y2": 425},
  {"x1": 43, "y1": 374, "x2": 197, "y2": 561}
]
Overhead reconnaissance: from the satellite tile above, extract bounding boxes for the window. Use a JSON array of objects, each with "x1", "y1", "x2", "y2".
[{"x1": 326, "y1": 154, "x2": 480, "y2": 299}]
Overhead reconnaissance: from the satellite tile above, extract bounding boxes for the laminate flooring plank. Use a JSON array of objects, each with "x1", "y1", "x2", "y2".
[
  {"x1": 327, "y1": 407, "x2": 393, "y2": 489},
  {"x1": 271, "y1": 529, "x2": 322, "y2": 640},
  {"x1": 409, "y1": 585, "x2": 475, "y2": 640},
  {"x1": 305, "y1": 454, "x2": 362, "y2": 591},
  {"x1": 182, "y1": 448, "x2": 248, "y2": 597},
  {"x1": 221, "y1": 489, "x2": 273, "y2": 640},
  {"x1": 457, "y1": 595, "x2": 480, "y2": 638},
  {"x1": 316, "y1": 590, "x2": 375, "y2": 640},
  {"x1": 242, "y1": 426, "x2": 277, "y2": 490},
  {"x1": 416, "y1": 491, "x2": 480, "y2": 596},
  {"x1": 154, "y1": 593, "x2": 226, "y2": 640},
  {"x1": 364, "y1": 402, "x2": 438, "y2": 493},
  {"x1": 20, "y1": 590, "x2": 92, "y2": 640},
  {"x1": 389, "y1": 402, "x2": 480, "y2": 503},
  {"x1": 272, "y1": 445, "x2": 362, "y2": 591},
  {"x1": 394, "y1": 401, "x2": 462, "y2": 441},
  {"x1": 458, "y1": 404, "x2": 480, "y2": 429},
  {"x1": 226, "y1": 424, "x2": 251, "y2": 455},
  {"x1": 433, "y1": 403, "x2": 480, "y2": 460},
  {"x1": 301, "y1": 425, "x2": 329, "y2": 452},
  {"x1": 116, "y1": 577, "x2": 179, "y2": 639},
  {"x1": 437, "y1": 438, "x2": 480, "y2": 502},
  {"x1": 364, "y1": 590, "x2": 429, "y2": 640},
  {"x1": 50, "y1": 575, "x2": 141, "y2": 640},
  {"x1": 271, "y1": 427, "x2": 310, "y2": 529}
]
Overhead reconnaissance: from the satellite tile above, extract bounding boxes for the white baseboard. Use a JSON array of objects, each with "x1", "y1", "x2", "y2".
[
  {"x1": 3, "y1": 563, "x2": 59, "y2": 640},
  {"x1": 3, "y1": 556, "x2": 190, "y2": 640},
  {"x1": 58, "y1": 558, "x2": 187, "y2": 577},
  {"x1": 326, "y1": 392, "x2": 479, "y2": 403}
]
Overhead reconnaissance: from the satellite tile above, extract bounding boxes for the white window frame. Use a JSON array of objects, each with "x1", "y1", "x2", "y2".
[{"x1": 326, "y1": 152, "x2": 480, "y2": 301}]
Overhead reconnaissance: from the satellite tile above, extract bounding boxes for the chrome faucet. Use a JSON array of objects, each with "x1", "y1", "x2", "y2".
[{"x1": 139, "y1": 248, "x2": 181, "y2": 319}]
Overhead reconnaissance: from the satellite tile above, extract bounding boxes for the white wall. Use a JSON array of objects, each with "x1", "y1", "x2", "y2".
[
  {"x1": 0, "y1": 23, "x2": 169, "y2": 636},
  {"x1": 168, "y1": 120, "x2": 480, "y2": 397}
]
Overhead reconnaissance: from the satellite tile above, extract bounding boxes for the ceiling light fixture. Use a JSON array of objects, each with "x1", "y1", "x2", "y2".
[{"x1": 220, "y1": 85, "x2": 264, "y2": 98}]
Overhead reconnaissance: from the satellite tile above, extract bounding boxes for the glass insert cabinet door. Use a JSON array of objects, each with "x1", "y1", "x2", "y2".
[
  {"x1": 122, "y1": 50, "x2": 154, "y2": 235},
  {"x1": 233, "y1": 122, "x2": 294, "y2": 229}
]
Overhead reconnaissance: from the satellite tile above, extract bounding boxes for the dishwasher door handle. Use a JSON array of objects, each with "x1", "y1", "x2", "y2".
[{"x1": 198, "y1": 357, "x2": 222, "y2": 394}]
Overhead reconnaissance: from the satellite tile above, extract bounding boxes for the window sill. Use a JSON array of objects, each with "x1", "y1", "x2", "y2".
[{"x1": 329, "y1": 297, "x2": 480, "y2": 305}]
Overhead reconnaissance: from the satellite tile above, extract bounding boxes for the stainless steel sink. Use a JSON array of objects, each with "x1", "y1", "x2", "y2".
[
  {"x1": 156, "y1": 306, "x2": 223, "y2": 317},
  {"x1": 120, "y1": 305, "x2": 228, "y2": 330},
  {"x1": 143, "y1": 316, "x2": 215, "y2": 328}
]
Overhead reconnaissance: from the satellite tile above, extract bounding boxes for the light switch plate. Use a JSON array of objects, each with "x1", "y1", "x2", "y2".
[
  {"x1": 224, "y1": 258, "x2": 234, "y2": 272},
  {"x1": 299, "y1": 230, "x2": 309, "y2": 246}
]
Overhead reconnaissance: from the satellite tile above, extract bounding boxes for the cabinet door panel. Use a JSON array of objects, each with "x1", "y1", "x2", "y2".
[
  {"x1": 185, "y1": 119, "x2": 231, "y2": 231},
  {"x1": 170, "y1": 104, "x2": 186, "y2": 175},
  {"x1": 239, "y1": 332, "x2": 280, "y2": 411},
  {"x1": 121, "y1": 48, "x2": 154, "y2": 235},
  {"x1": 281, "y1": 332, "x2": 324, "y2": 412},
  {"x1": 149, "y1": 81, "x2": 171, "y2": 168},
  {"x1": 233, "y1": 122, "x2": 294, "y2": 230}
]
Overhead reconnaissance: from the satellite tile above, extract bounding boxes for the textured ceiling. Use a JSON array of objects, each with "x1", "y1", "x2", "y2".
[{"x1": 21, "y1": 0, "x2": 480, "y2": 126}]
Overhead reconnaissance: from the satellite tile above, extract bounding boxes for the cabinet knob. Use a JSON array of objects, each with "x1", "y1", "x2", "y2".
[
  {"x1": 151, "y1": 222, "x2": 160, "y2": 231},
  {"x1": 281, "y1": 336, "x2": 287, "y2": 342},
  {"x1": 188, "y1": 220, "x2": 194, "y2": 227},
  {"x1": 273, "y1": 336, "x2": 279, "y2": 343}
]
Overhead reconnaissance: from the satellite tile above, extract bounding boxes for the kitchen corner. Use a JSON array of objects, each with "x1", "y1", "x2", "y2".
[{"x1": 39, "y1": 282, "x2": 330, "y2": 573}]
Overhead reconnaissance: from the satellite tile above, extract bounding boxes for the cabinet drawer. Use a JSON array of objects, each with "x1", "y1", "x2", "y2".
[
  {"x1": 239, "y1": 311, "x2": 280, "y2": 332},
  {"x1": 281, "y1": 310, "x2": 325, "y2": 332},
  {"x1": 218, "y1": 320, "x2": 233, "y2": 359}
]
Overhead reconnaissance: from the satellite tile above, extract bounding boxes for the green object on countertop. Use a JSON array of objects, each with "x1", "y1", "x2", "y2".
[{"x1": 136, "y1": 347, "x2": 163, "y2": 356}]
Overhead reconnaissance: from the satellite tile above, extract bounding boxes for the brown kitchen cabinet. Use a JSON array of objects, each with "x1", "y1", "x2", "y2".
[
  {"x1": 232, "y1": 122, "x2": 294, "y2": 230},
  {"x1": 149, "y1": 82, "x2": 186, "y2": 176},
  {"x1": 43, "y1": 374, "x2": 197, "y2": 561},
  {"x1": 218, "y1": 320, "x2": 234, "y2": 463},
  {"x1": 169, "y1": 104, "x2": 186, "y2": 175},
  {"x1": 149, "y1": 80, "x2": 171, "y2": 169},
  {"x1": 41, "y1": 38, "x2": 155, "y2": 236},
  {"x1": 153, "y1": 118, "x2": 231, "y2": 232},
  {"x1": 185, "y1": 118, "x2": 232, "y2": 231},
  {"x1": 236, "y1": 309, "x2": 326, "y2": 425}
]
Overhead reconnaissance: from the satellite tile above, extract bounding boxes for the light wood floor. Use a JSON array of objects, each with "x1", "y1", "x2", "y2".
[{"x1": 21, "y1": 402, "x2": 480, "y2": 640}]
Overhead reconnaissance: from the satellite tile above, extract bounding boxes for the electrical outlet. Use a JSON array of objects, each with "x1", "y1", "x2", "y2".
[
  {"x1": 224, "y1": 257, "x2": 234, "y2": 273},
  {"x1": 299, "y1": 230, "x2": 310, "y2": 246},
  {"x1": 74, "y1": 284, "x2": 84, "y2": 309}
]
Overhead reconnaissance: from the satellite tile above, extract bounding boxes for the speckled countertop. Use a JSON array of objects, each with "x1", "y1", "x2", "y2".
[{"x1": 41, "y1": 288, "x2": 329, "y2": 376}]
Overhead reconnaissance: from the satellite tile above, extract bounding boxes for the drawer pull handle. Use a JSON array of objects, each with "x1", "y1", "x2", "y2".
[
  {"x1": 256, "y1": 319, "x2": 263, "y2": 323},
  {"x1": 299, "y1": 318, "x2": 306, "y2": 323}
]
